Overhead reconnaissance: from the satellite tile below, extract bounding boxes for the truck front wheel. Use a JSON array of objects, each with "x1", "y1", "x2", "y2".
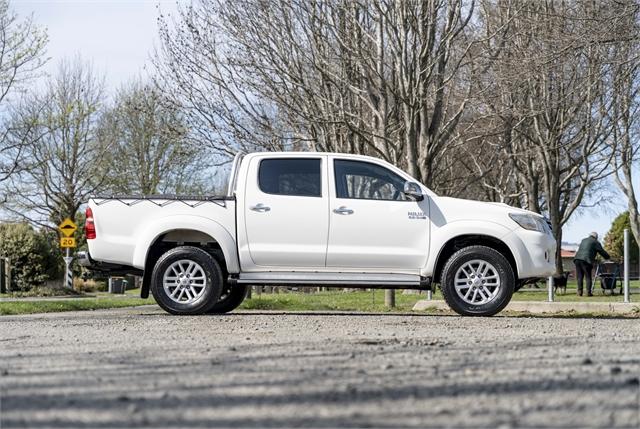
[
  {"x1": 441, "y1": 245, "x2": 515, "y2": 316},
  {"x1": 151, "y1": 246, "x2": 223, "y2": 315}
]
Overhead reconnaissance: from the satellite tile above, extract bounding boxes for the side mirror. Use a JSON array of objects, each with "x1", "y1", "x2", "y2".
[{"x1": 403, "y1": 182, "x2": 425, "y2": 201}]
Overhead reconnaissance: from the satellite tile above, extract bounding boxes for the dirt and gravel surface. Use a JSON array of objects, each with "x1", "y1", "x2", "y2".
[{"x1": 1, "y1": 306, "x2": 639, "y2": 428}]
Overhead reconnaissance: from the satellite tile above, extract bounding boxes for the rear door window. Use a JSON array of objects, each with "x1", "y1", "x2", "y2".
[{"x1": 258, "y1": 158, "x2": 322, "y2": 197}]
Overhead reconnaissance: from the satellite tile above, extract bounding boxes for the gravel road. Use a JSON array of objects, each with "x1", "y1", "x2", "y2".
[{"x1": 1, "y1": 306, "x2": 639, "y2": 428}]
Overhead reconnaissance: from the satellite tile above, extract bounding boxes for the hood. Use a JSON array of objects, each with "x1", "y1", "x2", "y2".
[{"x1": 431, "y1": 196, "x2": 541, "y2": 225}]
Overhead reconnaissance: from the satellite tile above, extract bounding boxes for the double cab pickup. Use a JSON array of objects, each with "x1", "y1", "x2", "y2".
[{"x1": 80, "y1": 152, "x2": 556, "y2": 316}]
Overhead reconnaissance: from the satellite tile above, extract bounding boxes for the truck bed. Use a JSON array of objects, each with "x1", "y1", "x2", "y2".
[{"x1": 86, "y1": 195, "x2": 238, "y2": 271}]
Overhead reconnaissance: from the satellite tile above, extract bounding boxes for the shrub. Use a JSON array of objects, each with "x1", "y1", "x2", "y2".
[
  {"x1": 604, "y1": 212, "x2": 639, "y2": 264},
  {"x1": 39, "y1": 228, "x2": 64, "y2": 280},
  {"x1": 0, "y1": 223, "x2": 63, "y2": 292},
  {"x1": 73, "y1": 278, "x2": 107, "y2": 293}
]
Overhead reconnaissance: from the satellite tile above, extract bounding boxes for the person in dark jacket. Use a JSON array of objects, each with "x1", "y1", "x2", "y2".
[{"x1": 573, "y1": 232, "x2": 610, "y2": 296}]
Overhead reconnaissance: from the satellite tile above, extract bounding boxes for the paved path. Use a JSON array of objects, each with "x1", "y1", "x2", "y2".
[
  {"x1": 1, "y1": 307, "x2": 639, "y2": 428},
  {"x1": 414, "y1": 299, "x2": 640, "y2": 314}
]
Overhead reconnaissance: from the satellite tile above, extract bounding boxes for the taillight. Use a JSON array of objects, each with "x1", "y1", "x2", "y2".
[{"x1": 85, "y1": 207, "x2": 96, "y2": 239}]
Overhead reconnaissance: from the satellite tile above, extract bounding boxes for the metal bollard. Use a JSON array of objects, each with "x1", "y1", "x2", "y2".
[
  {"x1": 547, "y1": 276, "x2": 554, "y2": 302},
  {"x1": 0, "y1": 258, "x2": 5, "y2": 294},
  {"x1": 624, "y1": 229, "x2": 630, "y2": 303},
  {"x1": 384, "y1": 289, "x2": 395, "y2": 308}
]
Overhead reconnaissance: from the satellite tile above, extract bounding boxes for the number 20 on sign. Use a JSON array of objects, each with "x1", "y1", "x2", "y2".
[{"x1": 60, "y1": 237, "x2": 76, "y2": 248}]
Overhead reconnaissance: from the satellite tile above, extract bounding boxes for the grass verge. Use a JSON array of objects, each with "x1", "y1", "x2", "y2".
[
  {"x1": 0, "y1": 297, "x2": 151, "y2": 316},
  {"x1": 1, "y1": 285, "x2": 635, "y2": 316},
  {"x1": 241, "y1": 287, "x2": 635, "y2": 311},
  {"x1": 240, "y1": 290, "x2": 425, "y2": 312},
  {"x1": 241, "y1": 290, "x2": 639, "y2": 317}
]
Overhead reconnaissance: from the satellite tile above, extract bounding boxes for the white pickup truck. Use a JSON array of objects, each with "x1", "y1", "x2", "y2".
[{"x1": 80, "y1": 152, "x2": 556, "y2": 316}]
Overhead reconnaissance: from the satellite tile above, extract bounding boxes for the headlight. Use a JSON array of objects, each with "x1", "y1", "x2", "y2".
[{"x1": 509, "y1": 213, "x2": 549, "y2": 233}]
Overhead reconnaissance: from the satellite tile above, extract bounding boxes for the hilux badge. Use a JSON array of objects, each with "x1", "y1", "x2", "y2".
[{"x1": 408, "y1": 211, "x2": 427, "y2": 220}]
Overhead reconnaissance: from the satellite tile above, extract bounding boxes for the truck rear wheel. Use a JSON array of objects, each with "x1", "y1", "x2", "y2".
[
  {"x1": 151, "y1": 246, "x2": 222, "y2": 315},
  {"x1": 207, "y1": 284, "x2": 248, "y2": 314},
  {"x1": 441, "y1": 245, "x2": 514, "y2": 316}
]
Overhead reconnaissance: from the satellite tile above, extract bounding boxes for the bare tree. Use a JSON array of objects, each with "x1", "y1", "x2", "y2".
[
  {"x1": 465, "y1": 0, "x2": 635, "y2": 272},
  {"x1": 3, "y1": 59, "x2": 110, "y2": 227},
  {"x1": 153, "y1": 0, "x2": 291, "y2": 160},
  {"x1": 97, "y1": 82, "x2": 211, "y2": 195},
  {"x1": 154, "y1": 0, "x2": 476, "y2": 192},
  {"x1": 609, "y1": 4, "x2": 640, "y2": 245},
  {"x1": 510, "y1": 1, "x2": 608, "y2": 272},
  {"x1": 0, "y1": 0, "x2": 47, "y2": 186}
]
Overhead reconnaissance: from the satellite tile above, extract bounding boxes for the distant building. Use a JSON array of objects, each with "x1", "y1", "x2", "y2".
[
  {"x1": 560, "y1": 242, "x2": 578, "y2": 276},
  {"x1": 560, "y1": 248, "x2": 576, "y2": 275}
]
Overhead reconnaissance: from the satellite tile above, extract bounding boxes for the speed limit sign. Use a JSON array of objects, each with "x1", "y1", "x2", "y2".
[{"x1": 60, "y1": 237, "x2": 76, "y2": 248}]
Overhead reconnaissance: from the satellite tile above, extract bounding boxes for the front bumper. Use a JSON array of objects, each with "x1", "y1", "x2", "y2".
[{"x1": 504, "y1": 229, "x2": 556, "y2": 279}]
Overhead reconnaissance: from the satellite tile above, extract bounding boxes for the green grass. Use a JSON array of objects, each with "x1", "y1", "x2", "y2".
[
  {"x1": 240, "y1": 290, "x2": 428, "y2": 312},
  {"x1": 240, "y1": 286, "x2": 635, "y2": 313},
  {"x1": 0, "y1": 286, "x2": 83, "y2": 298},
  {"x1": 1, "y1": 282, "x2": 635, "y2": 316},
  {"x1": 0, "y1": 297, "x2": 151, "y2": 316},
  {"x1": 0, "y1": 287, "x2": 150, "y2": 316}
]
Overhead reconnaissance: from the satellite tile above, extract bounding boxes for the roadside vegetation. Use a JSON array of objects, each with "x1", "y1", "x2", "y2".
[
  {"x1": 3, "y1": 284, "x2": 636, "y2": 316},
  {"x1": 241, "y1": 290, "x2": 425, "y2": 313},
  {"x1": 242, "y1": 285, "x2": 638, "y2": 313},
  {"x1": 0, "y1": 288, "x2": 148, "y2": 315},
  {"x1": 0, "y1": 297, "x2": 150, "y2": 316}
]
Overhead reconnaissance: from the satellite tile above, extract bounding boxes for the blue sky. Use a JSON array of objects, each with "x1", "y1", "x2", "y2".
[
  {"x1": 13, "y1": 0, "x2": 180, "y2": 90},
  {"x1": 563, "y1": 188, "x2": 627, "y2": 243},
  {"x1": 11, "y1": 0, "x2": 630, "y2": 243}
]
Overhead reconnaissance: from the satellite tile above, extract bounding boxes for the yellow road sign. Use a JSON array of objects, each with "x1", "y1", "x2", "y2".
[
  {"x1": 58, "y1": 218, "x2": 77, "y2": 237},
  {"x1": 60, "y1": 237, "x2": 76, "y2": 248}
]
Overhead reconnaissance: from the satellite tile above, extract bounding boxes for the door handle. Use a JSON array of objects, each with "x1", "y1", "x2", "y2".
[
  {"x1": 250, "y1": 203, "x2": 271, "y2": 212},
  {"x1": 333, "y1": 206, "x2": 354, "y2": 215}
]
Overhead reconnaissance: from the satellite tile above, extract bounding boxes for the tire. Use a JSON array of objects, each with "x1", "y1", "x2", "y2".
[
  {"x1": 151, "y1": 246, "x2": 223, "y2": 315},
  {"x1": 441, "y1": 245, "x2": 515, "y2": 316},
  {"x1": 206, "y1": 284, "x2": 249, "y2": 314}
]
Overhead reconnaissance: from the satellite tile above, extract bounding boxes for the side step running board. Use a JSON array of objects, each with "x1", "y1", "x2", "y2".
[{"x1": 231, "y1": 272, "x2": 431, "y2": 290}]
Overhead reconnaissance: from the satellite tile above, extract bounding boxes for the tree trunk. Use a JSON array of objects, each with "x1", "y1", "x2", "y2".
[{"x1": 554, "y1": 227, "x2": 563, "y2": 276}]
